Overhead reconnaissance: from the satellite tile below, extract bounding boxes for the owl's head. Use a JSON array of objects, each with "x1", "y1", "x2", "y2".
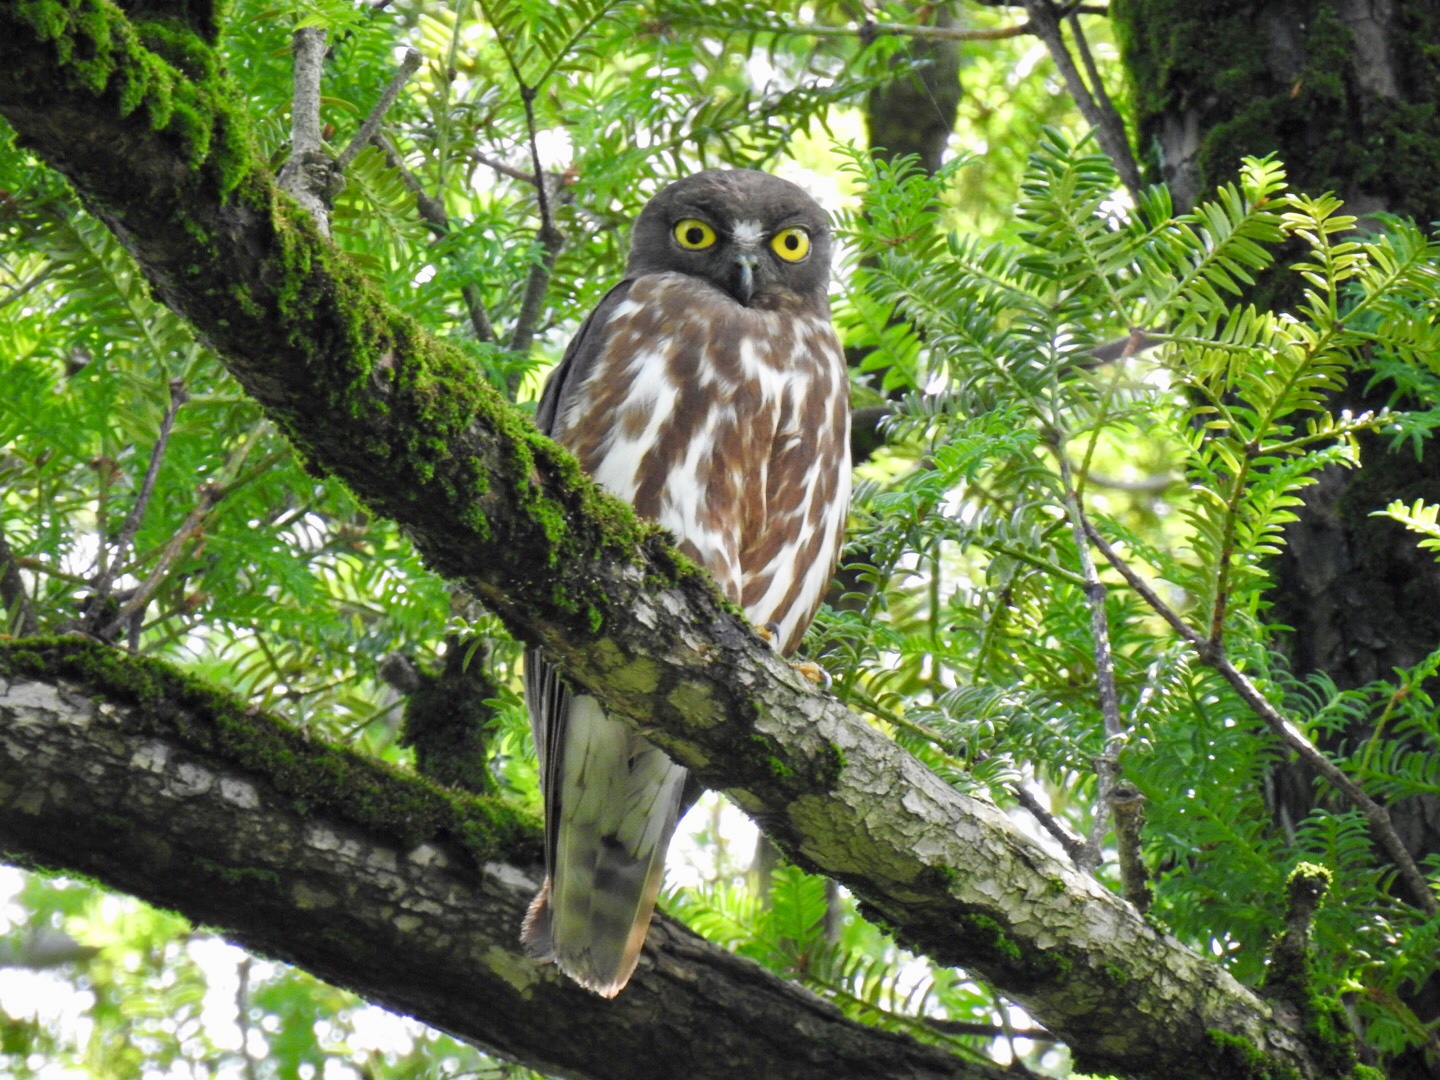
[{"x1": 625, "y1": 169, "x2": 832, "y2": 309}]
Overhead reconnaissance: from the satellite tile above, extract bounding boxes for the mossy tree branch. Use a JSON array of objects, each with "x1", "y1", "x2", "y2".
[
  {"x1": 0, "y1": 637, "x2": 989, "y2": 1080},
  {"x1": 0, "y1": 3, "x2": 1339, "y2": 1075}
]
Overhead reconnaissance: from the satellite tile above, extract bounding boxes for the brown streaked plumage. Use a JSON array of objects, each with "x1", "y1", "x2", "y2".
[{"x1": 522, "y1": 169, "x2": 850, "y2": 997}]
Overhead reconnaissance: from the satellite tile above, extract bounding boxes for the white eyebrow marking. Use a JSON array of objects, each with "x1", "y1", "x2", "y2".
[{"x1": 731, "y1": 220, "x2": 763, "y2": 248}]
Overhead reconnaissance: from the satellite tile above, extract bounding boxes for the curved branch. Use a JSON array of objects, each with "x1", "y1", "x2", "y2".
[{"x1": 0, "y1": 638, "x2": 988, "y2": 1080}]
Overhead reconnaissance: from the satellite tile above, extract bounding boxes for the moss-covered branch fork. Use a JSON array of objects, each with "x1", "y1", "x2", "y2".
[
  {"x1": 0, "y1": 2, "x2": 1342, "y2": 1075},
  {"x1": 0, "y1": 638, "x2": 991, "y2": 1080}
]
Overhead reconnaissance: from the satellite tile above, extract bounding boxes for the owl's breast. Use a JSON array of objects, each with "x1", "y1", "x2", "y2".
[{"x1": 552, "y1": 273, "x2": 848, "y2": 619}]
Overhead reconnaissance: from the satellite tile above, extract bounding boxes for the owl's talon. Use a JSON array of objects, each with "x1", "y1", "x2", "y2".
[
  {"x1": 755, "y1": 621, "x2": 782, "y2": 651},
  {"x1": 789, "y1": 660, "x2": 831, "y2": 688}
]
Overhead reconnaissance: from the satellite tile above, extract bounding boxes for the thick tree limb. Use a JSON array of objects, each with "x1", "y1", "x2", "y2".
[
  {"x1": 0, "y1": 5, "x2": 1335, "y2": 1076},
  {"x1": 0, "y1": 638, "x2": 990, "y2": 1080}
]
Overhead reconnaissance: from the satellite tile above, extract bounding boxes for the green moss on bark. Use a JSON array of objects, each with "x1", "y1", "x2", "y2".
[
  {"x1": 14, "y1": 0, "x2": 251, "y2": 190},
  {"x1": 0, "y1": 636, "x2": 541, "y2": 867},
  {"x1": 1112, "y1": 0, "x2": 1440, "y2": 224}
]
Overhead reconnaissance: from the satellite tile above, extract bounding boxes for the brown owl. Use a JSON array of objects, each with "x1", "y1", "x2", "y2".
[{"x1": 522, "y1": 169, "x2": 851, "y2": 996}]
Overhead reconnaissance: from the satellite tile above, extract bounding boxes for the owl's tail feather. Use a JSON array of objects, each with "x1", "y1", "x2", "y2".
[{"x1": 521, "y1": 695, "x2": 687, "y2": 998}]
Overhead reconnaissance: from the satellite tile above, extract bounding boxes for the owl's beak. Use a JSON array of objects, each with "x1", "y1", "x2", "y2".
[{"x1": 732, "y1": 252, "x2": 757, "y2": 306}]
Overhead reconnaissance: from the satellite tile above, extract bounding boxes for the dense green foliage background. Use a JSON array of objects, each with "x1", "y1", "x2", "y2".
[{"x1": 2, "y1": 0, "x2": 1439, "y2": 1075}]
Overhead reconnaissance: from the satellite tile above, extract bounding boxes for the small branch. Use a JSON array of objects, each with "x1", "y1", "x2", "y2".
[
  {"x1": 922, "y1": 1017, "x2": 1055, "y2": 1041},
  {"x1": 1110, "y1": 783, "x2": 1152, "y2": 913},
  {"x1": 1010, "y1": 782, "x2": 1088, "y2": 865},
  {"x1": 726, "y1": 8, "x2": 1110, "y2": 44},
  {"x1": 507, "y1": 86, "x2": 564, "y2": 355},
  {"x1": 335, "y1": 47, "x2": 422, "y2": 171},
  {"x1": 288, "y1": 27, "x2": 325, "y2": 159},
  {"x1": 0, "y1": 522, "x2": 38, "y2": 636},
  {"x1": 1083, "y1": 521, "x2": 1439, "y2": 915},
  {"x1": 374, "y1": 134, "x2": 498, "y2": 344},
  {"x1": 818, "y1": 19, "x2": 1035, "y2": 43},
  {"x1": 277, "y1": 26, "x2": 337, "y2": 236},
  {"x1": 1081, "y1": 520, "x2": 1198, "y2": 644},
  {"x1": 1065, "y1": 10, "x2": 1126, "y2": 154},
  {"x1": 85, "y1": 378, "x2": 188, "y2": 631},
  {"x1": 98, "y1": 484, "x2": 221, "y2": 643},
  {"x1": 237, "y1": 955, "x2": 259, "y2": 1080},
  {"x1": 472, "y1": 148, "x2": 540, "y2": 185},
  {"x1": 1082, "y1": 472, "x2": 1177, "y2": 494},
  {"x1": 1055, "y1": 447, "x2": 1126, "y2": 873},
  {"x1": 95, "y1": 425, "x2": 273, "y2": 647},
  {"x1": 1210, "y1": 651, "x2": 1438, "y2": 914},
  {"x1": 1021, "y1": 1, "x2": 1143, "y2": 203}
]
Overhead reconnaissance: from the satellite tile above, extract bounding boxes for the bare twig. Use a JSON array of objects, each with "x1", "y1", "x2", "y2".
[
  {"x1": 922, "y1": 1017, "x2": 1055, "y2": 1041},
  {"x1": 237, "y1": 955, "x2": 259, "y2": 1080},
  {"x1": 95, "y1": 432, "x2": 279, "y2": 647},
  {"x1": 1083, "y1": 520, "x2": 1440, "y2": 915},
  {"x1": 1065, "y1": 10, "x2": 1126, "y2": 152},
  {"x1": 374, "y1": 134, "x2": 498, "y2": 344},
  {"x1": 276, "y1": 27, "x2": 336, "y2": 235},
  {"x1": 472, "y1": 148, "x2": 541, "y2": 186},
  {"x1": 85, "y1": 378, "x2": 188, "y2": 630},
  {"x1": 1021, "y1": 1, "x2": 1143, "y2": 203},
  {"x1": 98, "y1": 484, "x2": 220, "y2": 643},
  {"x1": 1082, "y1": 472, "x2": 1177, "y2": 494},
  {"x1": 817, "y1": 19, "x2": 1035, "y2": 43},
  {"x1": 507, "y1": 86, "x2": 564, "y2": 355},
  {"x1": 1055, "y1": 447, "x2": 1126, "y2": 872},
  {"x1": 1110, "y1": 783, "x2": 1152, "y2": 913},
  {"x1": 1010, "y1": 781, "x2": 1088, "y2": 865},
  {"x1": 335, "y1": 47, "x2": 422, "y2": 171}
]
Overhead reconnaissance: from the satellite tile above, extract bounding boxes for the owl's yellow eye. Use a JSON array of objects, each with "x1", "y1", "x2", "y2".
[
  {"x1": 770, "y1": 226, "x2": 811, "y2": 262},
  {"x1": 673, "y1": 219, "x2": 718, "y2": 250}
]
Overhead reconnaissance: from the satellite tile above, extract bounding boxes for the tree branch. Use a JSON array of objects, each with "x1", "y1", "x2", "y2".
[
  {"x1": 1054, "y1": 445, "x2": 1126, "y2": 873},
  {"x1": 85, "y1": 376, "x2": 188, "y2": 634},
  {"x1": 335, "y1": 47, "x2": 421, "y2": 171},
  {"x1": 1082, "y1": 519, "x2": 1439, "y2": 915},
  {"x1": 374, "y1": 133, "x2": 498, "y2": 344},
  {"x1": 0, "y1": 7, "x2": 1337, "y2": 1075},
  {"x1": 276, "y1": 26, "x2": 336, "y2": 236},
  {"x1": 0, "y1": 637, "x2": 990, "y2": 1080},
  {"x1": 1020, "y1": 1, "x2": 1143, "y2": 202},
  {"x1": 507, "y1": 86, "x2": 563, "y2": 355}
]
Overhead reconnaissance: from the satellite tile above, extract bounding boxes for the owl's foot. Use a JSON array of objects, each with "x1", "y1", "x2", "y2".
[
  {"x1": 753, "y1": 622, "x2": 829, "y2": 685},
  {"x1": 789, "y1": 660, "x2": 831, "y2": 688}
]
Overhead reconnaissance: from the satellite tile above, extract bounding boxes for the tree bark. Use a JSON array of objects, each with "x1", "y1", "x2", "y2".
[
  {"x1": 0, "y1": 4, "x2": 1335, "y2": 1076},
  {"x1": 0, "y1": 638, "x2": 994, "y2": 1080}
]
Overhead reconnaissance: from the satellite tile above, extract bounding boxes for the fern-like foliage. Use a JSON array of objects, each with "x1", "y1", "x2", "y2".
[{"x1": 812, "y1": 131, "x2": 1440, "y2": 1064}]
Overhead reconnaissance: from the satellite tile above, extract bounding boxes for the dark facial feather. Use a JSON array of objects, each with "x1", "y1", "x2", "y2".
[{"x1": 624, "y1": 169, "x2": 833, "y2": 307}]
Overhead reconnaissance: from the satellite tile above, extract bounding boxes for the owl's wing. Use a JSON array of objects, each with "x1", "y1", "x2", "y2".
[
  {"x1": 533, "y1": 281, "x2": 632, "y2": 436},
  {"x1": 521, "y1": 280, "x2": 689, "y2": 998}
]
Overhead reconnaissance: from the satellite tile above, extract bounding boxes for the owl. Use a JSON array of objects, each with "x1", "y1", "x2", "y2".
[{"x1": 521, "y1": 169, "x2": 851, "y2": 997}]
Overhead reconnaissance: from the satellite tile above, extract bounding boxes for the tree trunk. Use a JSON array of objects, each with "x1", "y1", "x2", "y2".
[
  {"x1": 1111, "y1": 3, "x2": 1440, "y2": 1072},
  {"x1": 1112, "y1": 0, "x2": 1440, "y2": 854}
]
